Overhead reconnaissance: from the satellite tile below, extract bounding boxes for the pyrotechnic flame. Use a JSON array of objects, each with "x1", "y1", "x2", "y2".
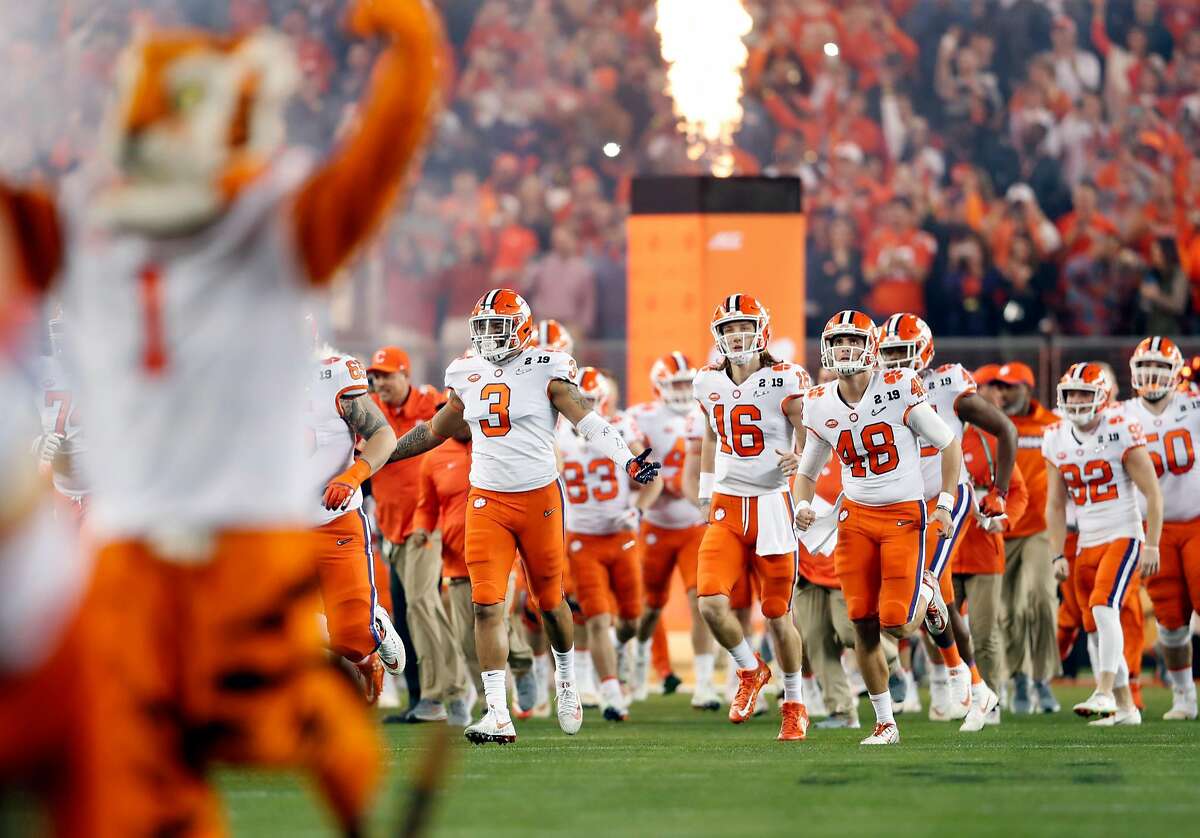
[{"x1": 655, "y1": 0, "x2": 753, "y2": 177}]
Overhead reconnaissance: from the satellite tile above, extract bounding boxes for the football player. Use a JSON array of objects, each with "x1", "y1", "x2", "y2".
[
  {"x1": 1123, "y1": 337, "x2": 1200, "y2": 720},
  {"x1": 795, "y1": 310, "x2": 960, "y2": 745},
  {"x1": 307, "y1": 352, "x2": 405, "y2": 704},
  {"x1": 559, "y1": 368, "x2": 657, "y2": 721},
  {"x1": 35, "y1": 315, "x2": 88, "y2": 511},
  {"x1": 877, "y1": 314, "x2": 1013, "y2": 726},
  {"x1": 536, "y1": 319, "x2": 575, "y2": 356},
  {"x1": 1046, "y1": 363, "x2": 1162, "y2": 726},
  {"x1": 626, "y1": 352, "x2": 720, "y2": 709},
  {"x1": 0, "y1": 1, "x2": 439, "y2": 831},
  {"x1": 693, "y1": 294, "x2": 812, "y2": 742},
  {"x1": 387, "y1": 289, "x2": 660, "y2": 744}
]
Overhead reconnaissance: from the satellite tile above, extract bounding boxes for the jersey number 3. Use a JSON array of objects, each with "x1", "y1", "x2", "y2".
[{"x1": 480, "y1": 383, "x2": 511, "y2": 437}]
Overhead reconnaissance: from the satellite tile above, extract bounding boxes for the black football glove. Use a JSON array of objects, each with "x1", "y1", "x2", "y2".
[{"x1": 625, "y1": 448, "x2": 661, "y2": 485}]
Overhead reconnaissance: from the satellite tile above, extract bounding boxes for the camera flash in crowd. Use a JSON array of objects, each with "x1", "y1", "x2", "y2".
[{"x1": 603, "y1": 142, "x2": 622, "y2": 158}]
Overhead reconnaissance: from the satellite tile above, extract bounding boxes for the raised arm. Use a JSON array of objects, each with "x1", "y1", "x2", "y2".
[
  {"x1": 388, "y1": 392, "x2": 467, "y2": 463},
  {"x1": 956, "y1": 391, "x2": 1018, "y2": 497},
  {"x1": 292, "y1": 0, "x2": 441, "y2": 285},
  {"x1": 322, "y1": 391, "x2": 398, "y2": 510},
  {"x1": 906, "y1": 402, "x2": 962, "y2": 533},
  {"x1": 549, "y1": 378, "x2": 660, "y2": 484}
]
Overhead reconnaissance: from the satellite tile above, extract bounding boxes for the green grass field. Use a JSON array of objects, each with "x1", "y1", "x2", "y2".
[{"x1": 220, "y1": 684, "x2": 1200, "y2": 837}]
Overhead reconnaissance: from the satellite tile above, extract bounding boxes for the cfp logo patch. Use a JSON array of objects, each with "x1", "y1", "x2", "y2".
[
  {"x1": 714, "y1": 508, "x2": 727, "y2": 522},
  {"x1": 473, "y1": 497, "x2": 487, "y2": 509}
]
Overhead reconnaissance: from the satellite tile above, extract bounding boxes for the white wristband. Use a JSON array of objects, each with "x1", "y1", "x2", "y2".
[
  {"x1": 936, "y1": 491, "x2": 955, "y2": 511},
  {"x1": 699, "y1": 472, "x2": 715, "y2": 500},
  {"x1": 793, "y1": 499, "x2": 811, "y2": 514}
]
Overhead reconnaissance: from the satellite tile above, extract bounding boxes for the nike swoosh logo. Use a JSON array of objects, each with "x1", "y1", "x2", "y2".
[
  {"x1": 337, "y1": 537, "x2": 353, "y2": 546},
  {"x1": 871, "y1": 406, "x2": 887, "y2": 416},
  {"x1": 544, "y1": 508, "x2": 556, "y2": 517}
]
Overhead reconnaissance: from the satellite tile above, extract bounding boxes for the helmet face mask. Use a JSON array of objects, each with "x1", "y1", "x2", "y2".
[
  {"x1": 820, "y1": 310, "x2": 878, "y2": 376},
  {"x1": 877, "y1": 341, "x2": 918, "y2": 370},
  {"x1": 658, "y1": 377, "x2": 694, "y2": 413},
  {"x1": 1057, "y1": 384, "x2": 1107, "y2": 426},
  {"x1": 650, "y1": 351, "x2": 696, "y2": 414},
  {"x1": 1130, "y1": 337, "x2": 1182, "y2": 401},
  {"x1": 470, "y1": 289, "x2": 533, "y2": 364},
  {"x1": 877, "y1": 313, "x2": 933, "y2": 371},
  {"x1": 713, "y1": 317, "x2": 765, "y2": 366}
]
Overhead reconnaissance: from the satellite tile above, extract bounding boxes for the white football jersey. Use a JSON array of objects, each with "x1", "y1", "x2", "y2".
[
  {"x1": 1042, "y1": 413, "x2": 1146, "y2": 548},
  {"x1": 693, "y1": 362, "x2": 809, "y2": 497},
  {"x1": 626, "y1": 400, "x2": 704, "y2": 529},
  {"x1": 0, "y1": 359, "x2": 88, "y2": 671},
  {"x1": 917, "y1": 363, "x2": 974, "y2": 500},
  {"x1": 804, "y1": 368, "x2": 929, "y2": 506},
  {"x1": 558, "y1": 412, "x2": 639, "y2": 535},
  {"x1": 58, "y1": 151, "x2": 317, "y2": 539},
  {"x1": 446, "y1": 345, "x2": 577, "y2": 492},
  {"x1": 307, "y1": 355, "x2": 370, "y2": 526},
  {"x1": 1122, "y1": 392, "x2": 1200, "y2": 523},
  {"x1": 37, "y1": 354, "x2": 87, "y2": 498}
]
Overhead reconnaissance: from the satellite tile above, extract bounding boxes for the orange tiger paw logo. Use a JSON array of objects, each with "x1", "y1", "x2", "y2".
[{"x1": 883, "y1": 370, "x2": 903, "y2": 385}]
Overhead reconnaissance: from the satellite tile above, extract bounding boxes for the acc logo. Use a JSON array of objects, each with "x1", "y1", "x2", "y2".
[
  {"x1": 838, "y1": 509, "x2": 849, "y2": 522},
  {"x1": 709, "y1": 393, "x2": 720, "y2": 401},
  {"x1": 570, "y1": 540, "x2": 583, "y2": 553},
  {"x1": 714, "y1": 508, "x2": 727, "y2": 522},
  {"x1": 825, "y1": 419, "x2": 839, "y2": 429},
  {"x1": 473, "y1": 497, "x2": 487, "y2": 509},
  {"x1": 468, "y1": 373, "x2": 482, "y2": 382}
]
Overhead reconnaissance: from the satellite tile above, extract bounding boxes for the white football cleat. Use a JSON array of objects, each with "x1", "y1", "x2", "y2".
[
  {"x1": 373, "y1": 605, "x2": 406, "y2": 675},
  {"x1": 556, "y1": 680, "x2": 584, "y2": 735},
  {"x1": 1163, "y1": 693, "x2": 1198, "y2": 721},
  {"x1": 1073, "y1": 690, "x2": 1118, "y2": 718},
  {"x1": 1089, "y1": 706, "x2": 1142, "y2": 727},
  {"x1": 464, "y1": 709, "x2": 517, "y2": 745},
  {"x1": 922, "y1": 571, "x2": 949, "y2": 635},
  {"x1": 691, "y1": 682, "x2": 721, "y2": 711},
  {"x1": 984, "y1": 705, "x2": 1001, "y2": 726},
  {"x1": 928, "y1": 674, "x2": 952, "y2": 721},
  {"x1": 860, "y1": 721, "x2": 900, "y2": 745},
  {"x1": 631, "y1": 652, "x2": 650, "y2": 702},
  {"x1": 959, "y1": 683, "x2": 1000, "y2": 733}
]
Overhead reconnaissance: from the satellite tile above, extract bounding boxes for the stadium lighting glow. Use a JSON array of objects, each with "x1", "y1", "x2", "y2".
[
  {"x1": 655, "y1": 0, "x2": 752, "y2": 178},
  {"x1": 603, "y1": 142, "x2": 622, "y2": 158},
  {"x1": 824, "y1": 42, "x2": 839, "y2": 57}
]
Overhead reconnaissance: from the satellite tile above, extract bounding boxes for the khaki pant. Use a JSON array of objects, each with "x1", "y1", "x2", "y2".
[
  {"x1": 793, "y1": 581, "x2": 856, "y2": 715},
  {"x1": 447, "y1": 574, "x2": 533, "y2": 687},
  {"x1": 953, "y1": 573, "x2": 1005, "y2": 692},
  {"x1": 1001, "y1": 531, "x2": 1060, "y2": 682},
  {"x1": 384, "y1": 533, "x2": 467, "y2": 702}
]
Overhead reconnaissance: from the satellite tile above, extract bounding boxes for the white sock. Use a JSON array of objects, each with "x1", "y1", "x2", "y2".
[
  {"x1": 1114, "y1": 657, "x2": 1130, "y2": 689},
  {"x1": 554, "y1": 646, "x2": 576, "y2": 684},
  {"x1": 534, "y1": 653, "x2": 551, "y2": 703},
  {"x1": 1168, "y1": 668, "x2": 1197, "y2": 697},
  {"x1": 481, "y1": 669, "x2": 511, "y2": 722},
  {"x1": 729, "y1": 638, "x2": 757, "y2": 671},
  {"x1": 638, "y1": 638, "x2": 652, "y2": 659},
  {"x1": 694, "y1": 652, "x2": 715, "y2": 688},
  {"x1": 1092, "y1": 605, "x2": 1124, "y2": 683},
  {"x1": 1086, "y1": 632, "x2": 1100, "y2": 679},
  {"x1": 932, "y1": 663, "x2": 949, "y2": 682},
  {"x1": 600, "y1": 676, "x2": 623, "y2": 707},
  {"x1": 783, "y1": 671, "x2": 803, "y2": 703},
  {"x1": 869, "y1": 690, "x2": 894, "y2": 725}
]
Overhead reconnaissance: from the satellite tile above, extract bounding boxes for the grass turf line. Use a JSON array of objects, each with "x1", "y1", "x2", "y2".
[{"x1": 219, "y1": 685, "x2": 1200, "y2": 837}]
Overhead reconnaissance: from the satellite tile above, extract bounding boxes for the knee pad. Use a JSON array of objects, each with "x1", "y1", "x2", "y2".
[
  {"x1": 1159, "y1": 624, "x2": 1193, "y2": 648},
  {"x1": 760, "y1": 596, "x2": 788, "y2": 620}
]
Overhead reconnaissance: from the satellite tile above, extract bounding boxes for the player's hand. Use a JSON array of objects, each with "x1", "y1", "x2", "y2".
[
  {"x1": 1140, "y1": 545, "x2": 1160, "y2": 578},
  {"x1": 34, "y1": 433, "x2": 64, "y2": 469},
  {"x1": 932, "y1": 506, "x2": 953, "y2": 537},
  {"x1": 626, "y1": 448, "x2": 661, "y2": 485},
  {"x1": 980, "y1": 512, "x2": 1008, "y2": 534},
  {"x1": 793, "y1": 500, "x2": 816, "y2": 532},
  {"x1": 322, "y1": 459, "x2": 372, "y2": 510},
  {"x1": 979, "y1": 487, "x2": 1006, "y2": 518},
  {"x1": 1052, "y1": 555, "x2": 1069, "y2": 582},
  {"x1": 410, "y1": 529, "x2": 430, "y2": 549},
  {"x1": 776, "y1": 448, "x2": 800, "y2": 476}
]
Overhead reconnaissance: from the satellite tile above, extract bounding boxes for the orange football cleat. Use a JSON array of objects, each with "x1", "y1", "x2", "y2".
[
  {"x1": 777, "y1": 701, "x2": 810, "y2": 741},
  {"x1": 728, "y1": 654, "x2": 772, "y2": 724},
  {"x1": 353, "y1": 653, "x2": 385, "y2": 705}
]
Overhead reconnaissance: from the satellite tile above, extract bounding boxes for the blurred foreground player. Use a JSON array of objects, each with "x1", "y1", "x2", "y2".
[
  {"x1": 388, "y1": 289, "x2": 660, "y2": 744},
  {"x1": 1045, "y1": 364, "x2": 1162, "y2": 726},
  {"x1": 0, "y1": 1, "x2": 441, "y2": 832}
]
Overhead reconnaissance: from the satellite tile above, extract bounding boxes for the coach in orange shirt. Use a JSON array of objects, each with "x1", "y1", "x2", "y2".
[
  {"x1": 369, "y1": 345, "x2": 467, "y2": 722},
  {"x1": 412, "y1": 424, "x2": 535, "y2": 716},
  {"x1": 991, "y1": 362, "x2": 1062, "y2": 714}
]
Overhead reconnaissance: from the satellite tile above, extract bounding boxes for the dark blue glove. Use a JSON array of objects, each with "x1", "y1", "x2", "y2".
[{"x1": 625, "y1": 448, "x2": 661, "y2": 485}]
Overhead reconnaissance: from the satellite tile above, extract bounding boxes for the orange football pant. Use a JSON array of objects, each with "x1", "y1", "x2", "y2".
[
  {"x1": 924, "y1": 485, "x2": 971, "y2": 603},
  {"x1": 1144, "y1": 516, "x2": 1200, "y2": 630},
  {"x1": 313, "y1": 508, "x2": 382, "y2": 661},
  {"x1": 466, "y1": 481, "x2": 567, "y2": 609},
  {"x1": 567, "y1": 532, "x2": 643, "y2": 620},
  {"x1": 89, "y1": 531, "x2": 379, "y2": 838},
  {"x1": 834, "y1": 497, "x2": 927, "y2": 628},
  {"x1": 640, "y1": 522, "x2": 705, "y2": 608},
  {"x1": 697, "y1": 493, "x2": 796, "y2": 619},
  {"x1": 1074, "y1": 538, "x2": 1141, "y2": 632}
]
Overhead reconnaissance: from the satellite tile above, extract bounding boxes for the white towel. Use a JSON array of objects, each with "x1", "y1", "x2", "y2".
[
  {"x1": 799, "y1": 494, "x2": 841, "y2": 557},
  {"x1": 756, "y1": 492, "x2": 799, "y2": 556}
]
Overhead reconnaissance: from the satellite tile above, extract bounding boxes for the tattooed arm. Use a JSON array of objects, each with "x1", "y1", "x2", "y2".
[
  {"x1": 550, "y1": 379, "x2": 661, "y2": 483},
  {"x1": 339, "y1": 392, "x2": 397, "y2": 475},
  {"x1": 387, "y1": 392, "x2": 469, "y2": 463}
]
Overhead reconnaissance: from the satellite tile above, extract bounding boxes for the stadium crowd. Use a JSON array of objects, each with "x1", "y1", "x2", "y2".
[{"x1": 3, "y1": 0, "x2": 1200, "y2": 344}]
